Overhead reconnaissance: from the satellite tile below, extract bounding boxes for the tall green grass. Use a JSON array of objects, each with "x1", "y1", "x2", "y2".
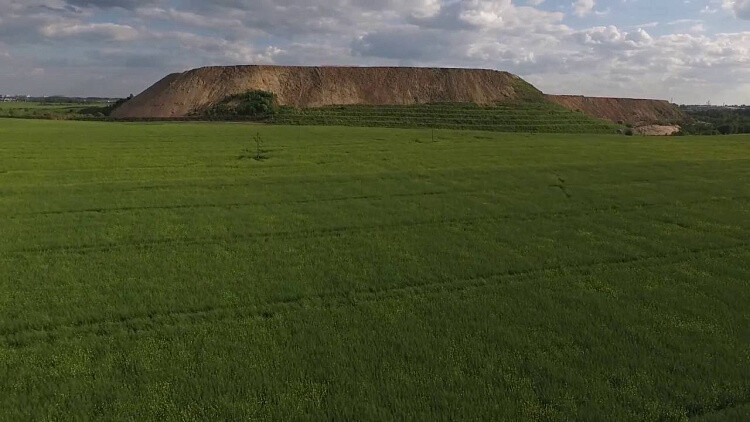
[{"x1": 0, "y1": 118, "x2": 748, "y2": 419}]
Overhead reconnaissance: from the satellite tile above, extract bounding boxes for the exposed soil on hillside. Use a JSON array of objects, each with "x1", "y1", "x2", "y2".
[
  {"x1": 546, "y1": 95, "x2": 685, "y2": 126},
  {"x1": 634, "y1": 125, "x2": 681, "y2": 136},
  {"x1": 112, "y1": 66, "x2": 686, "y2": 128},
  {"x1": 112, "y1": 66, "x2": 539, "y2": 119}
]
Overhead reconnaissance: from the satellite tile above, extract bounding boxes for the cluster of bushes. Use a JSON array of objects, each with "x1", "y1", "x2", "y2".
[
  {"x1": 617, "y1": 122, "x2": 635, "y2": 136},
  {"x1": 204, "y1": 90, "x2": 278, "y2": 119}
]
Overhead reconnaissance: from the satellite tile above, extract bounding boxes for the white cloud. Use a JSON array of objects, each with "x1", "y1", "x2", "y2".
[
  {"x1": 41, "y1": 22, "x2": 140, "y2": 41},
  {"x1": 573, "y1": 0, "x2": 596, "y2": 17},
  {"x1": 723, "y1": 0, "x2": 750, "y2": 19},
  {"x1": 576, "y1": 26, "x2": 653, "y2": 49},
  {"x1": 0, "y1": 0, "x2": 748, "y2": 103},
  {"x1": 410, "y1": 0, "x2": 442, "y2": 18}
]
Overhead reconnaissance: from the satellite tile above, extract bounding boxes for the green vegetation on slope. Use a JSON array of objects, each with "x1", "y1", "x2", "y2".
[
  {"x1": 509, "y1": 74, "x2": 547, "y2": 103},
  {"x1": 196, "y1": 85, "x2": 618, "y2": 134},
  {"x1": 4, "y1": 97, "x2": 619, "y2": 135},
  {"x1": 273, "y1": 102, "x2": 620, "y2": 133},
  {"x1": 203, "y1": 90, "x2": 279, "y2": 119},
  {"x1": 0, "y1": 119, "x2": 749, "y2": 420}
]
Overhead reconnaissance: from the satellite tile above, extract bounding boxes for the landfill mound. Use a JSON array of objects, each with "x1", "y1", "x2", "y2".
[{"x1": 111, "y1": 66, "x2": 539, "y2": 119}]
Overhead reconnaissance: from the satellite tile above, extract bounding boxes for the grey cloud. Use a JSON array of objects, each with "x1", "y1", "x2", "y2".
[
  {"x1": 352, "y1": 27, "x2": 453, "y2": 60},
  {"x1": 66, "y1": 0, "x2": 160, "y2": 10},
  {"x1": 86, "y1": 49, "x2": 170, "y2": 67},
  {"x1": 0, "y1": 0, "x2": 748, "y2": 103},
  {"x1": 724, "y1": 0, "x2": 750, "y2": 19}
]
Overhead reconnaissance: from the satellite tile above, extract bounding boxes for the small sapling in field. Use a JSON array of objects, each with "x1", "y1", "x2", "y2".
[
  {"x1": 243, "y1": 132, "x2": 267, "y2": 160},
  {"x1": 254, "y1": 132, "x2": 265, "y2": 160}
]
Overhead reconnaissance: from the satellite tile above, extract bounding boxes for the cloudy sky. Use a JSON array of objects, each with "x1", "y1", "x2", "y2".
[{"x1": 0, "y1": 0, "x2": 748, "y2": 104}]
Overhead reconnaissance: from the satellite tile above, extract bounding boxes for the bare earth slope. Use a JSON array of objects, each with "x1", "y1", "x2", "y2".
[
  {"x1": 112, "y1": 66, "x2": 535, "y2": 119},
  {"x1": 546, "y1": 95, "x2": 685, "y2": 125}
]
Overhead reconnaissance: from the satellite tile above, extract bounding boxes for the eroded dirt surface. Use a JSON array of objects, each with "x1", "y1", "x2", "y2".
[
  {"x1": 546, "y1": 94, "x2": 685, "y2": 126},
  {"x1": 112, "y1": 66, "x2": 534, "y2": 118}
]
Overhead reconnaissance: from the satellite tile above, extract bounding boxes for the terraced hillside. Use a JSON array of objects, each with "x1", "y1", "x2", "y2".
[
  {"x1": 273, "y1": 103, "x2": 619, "y2": 133},
  {"x1": 547, "y1": 95, "x2": 685, "y2": 125},
  {"x1": 111, "y1": 65, "x2": 680, "y2": 131},
  {"x1": 111, "y1": 66, "x2": 537, "y2": 119}
]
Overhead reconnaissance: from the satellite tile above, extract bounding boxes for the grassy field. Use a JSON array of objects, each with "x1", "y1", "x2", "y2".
[
  {"x1": 0, "y1": 118, "x2": 748, "y2": 420},
  {"x1": 0, "y1": 102, "x2": 110, "y2": 119}
]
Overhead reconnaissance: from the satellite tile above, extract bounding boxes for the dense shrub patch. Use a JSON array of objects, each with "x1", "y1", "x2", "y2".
[{"x1": 205, "y1": 90, "x2": 279, "y2": 119}]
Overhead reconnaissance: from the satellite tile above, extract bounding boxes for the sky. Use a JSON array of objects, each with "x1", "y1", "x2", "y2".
[{"x1": 0, "y1": 0, "x2": 748, "y2": 104}]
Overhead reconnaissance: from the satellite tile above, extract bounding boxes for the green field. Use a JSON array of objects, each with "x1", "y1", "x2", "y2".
[{"x1": 1, "y1": 118, "x2": 749, "y2": 420}]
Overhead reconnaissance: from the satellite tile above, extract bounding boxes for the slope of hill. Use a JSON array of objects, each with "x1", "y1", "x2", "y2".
[
  {"x1": 111, "y1": 66, "x2": 541, "y2": 119},
  {"x1": 546, "y1": 95, "x2": 685, "y2": 126},
  {"x1": 111, "y1": 65, "x2": 684, "y2": 134},
  {"x1": 272, "y1": 103, "x2": 619, "y2": 134}
]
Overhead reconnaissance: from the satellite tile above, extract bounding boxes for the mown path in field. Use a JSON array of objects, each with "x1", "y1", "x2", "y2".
[{"x1": 0, "y1": 119, "x2": 748, "y2": 420}]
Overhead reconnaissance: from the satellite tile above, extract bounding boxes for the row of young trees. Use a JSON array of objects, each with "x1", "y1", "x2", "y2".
[{"x1": 679, "y1": 106, "x2": 750, "y2": 135}]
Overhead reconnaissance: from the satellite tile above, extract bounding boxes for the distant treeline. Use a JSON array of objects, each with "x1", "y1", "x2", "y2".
[
  {"x1": 34, "y1": 96, "x2": 121, "y2": 104},
  {"x1": 679, "y1": 105, "x2": 750, "y2": 135},
  {"x1": 0, "y1": 95, "x2": 132, "y2": 119},
  {"x1": 2, "y1": 96, "x2": 120, "y2": 104}
]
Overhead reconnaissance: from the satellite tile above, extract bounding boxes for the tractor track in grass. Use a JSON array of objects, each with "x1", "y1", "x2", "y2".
[
  {"x1": 6, "y1": 186, "x2": 748, "y2": 219},
  {"x1": 0, "y1": 242, "x2": 747, "y2": 347},
  {"x1": 689, "y1": 402, "x2": 750, "y2": 420},
  {"x1": 5, "y1": 214, "x2": 552, "y2": 255},
  {"x1": 7, "y1": 189, "x2": 462, "y2": 218},
  {"x1": 3, "y1": 157, "x2": 748, "y2": 191},
  {"x1": 3, "y1": 194, "x2": 748, "y2": 256},
  {"x1": 4, "y1": 157, "x2": 750, "y2": 181}
]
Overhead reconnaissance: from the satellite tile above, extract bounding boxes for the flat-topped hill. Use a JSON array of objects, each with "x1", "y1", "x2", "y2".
[
  {"x1": 111, "y1": 65, "x2": 686, "y2": 133},
  {"x1": 111, "y1": 66, "x2": 540, "y2": 119}
]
